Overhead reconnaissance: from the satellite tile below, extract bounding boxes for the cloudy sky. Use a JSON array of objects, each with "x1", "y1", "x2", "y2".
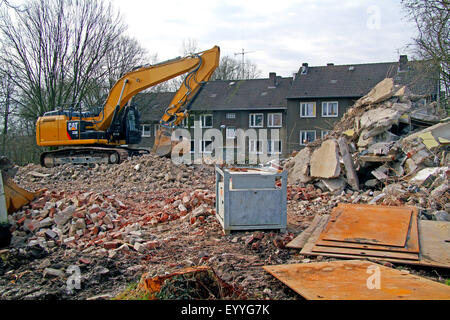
[{"x1": 112, "y1": 0, "x2": 417, "y2": 78}]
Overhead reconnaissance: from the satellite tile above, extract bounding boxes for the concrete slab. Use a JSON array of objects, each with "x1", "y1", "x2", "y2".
[{"x1": 310, "y1": 140, "x2": 340, "y2": 179}]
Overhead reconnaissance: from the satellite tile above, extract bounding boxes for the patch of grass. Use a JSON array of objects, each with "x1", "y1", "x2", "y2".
[
  {"x1": 114, "y1": 282, "x2": 151, "y2": 300},
  {"x1": 445, "y1": 279, "x2": 450, "y2": 286}
]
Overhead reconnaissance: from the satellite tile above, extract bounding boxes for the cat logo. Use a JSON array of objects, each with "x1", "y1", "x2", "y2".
[{"x1": 68, "y1": 121, "x2": 78, "y2": 131}]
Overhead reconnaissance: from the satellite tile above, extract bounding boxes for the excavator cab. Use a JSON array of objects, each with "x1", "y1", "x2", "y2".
[{"x1": 108, "y1": 105, "x2": 142, "y2": 145}]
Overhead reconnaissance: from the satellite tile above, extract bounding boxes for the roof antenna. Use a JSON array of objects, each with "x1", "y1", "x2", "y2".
[{"x1": 234, "y1": 48, "x2": 255, "y2": 79}]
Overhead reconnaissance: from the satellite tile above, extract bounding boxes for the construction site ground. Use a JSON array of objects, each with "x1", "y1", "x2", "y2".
[{"x1": 1, "y1": 154, "x2": 448, "y2": 300}]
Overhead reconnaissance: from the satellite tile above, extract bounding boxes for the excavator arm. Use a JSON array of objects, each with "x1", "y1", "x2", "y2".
[{"x1": 94, "y1": 45, "x2": 220, "y2": 131}]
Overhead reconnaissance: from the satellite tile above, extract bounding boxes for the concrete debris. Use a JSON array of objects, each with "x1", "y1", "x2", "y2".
[
  {"x1": 321, "y1": 178, "x2": 346, "y2": 193},
  {"x1": 310, "y1": 140, "x2": 341, "y2": 179},
  {"x1": 355, "y1": 78, "x2": 395, "y2": 107},
  {"x1": 286, "y1": 78, "x2": 449, "y2": 207},
  {"x1": 286, "y1": 147, "x2": 311, "y2": 184}
]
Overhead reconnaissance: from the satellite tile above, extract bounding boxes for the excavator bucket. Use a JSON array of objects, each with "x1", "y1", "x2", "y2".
[
  {"x1": 0, "y1": 157, "x2": 42, "y2": 216},
  {"x1": 152, "y1": 126, "x2": 174, "y2": 157},
  {"x1": 152, "y1": 126, "x2": 191, "y2": 157},
  {"x1": 1, "y1": 157, "x2": 41, "y2": 248},
  {"x1": 2, "y1": 176, "x2": 41, "y2": 214}
]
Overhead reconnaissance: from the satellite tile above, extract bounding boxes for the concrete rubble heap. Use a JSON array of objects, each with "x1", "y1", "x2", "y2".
[{"x1": 285, "y1": 78, "x2": 449, "y2": 219}]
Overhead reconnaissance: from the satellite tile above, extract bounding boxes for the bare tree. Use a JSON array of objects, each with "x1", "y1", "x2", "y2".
[
  {"x1": 211, "y1": 55, "x2": 261, "y2": 80},
  {"x1": 180, "y1": 39, "x2": 198, "y2": 56},
  {"x1": 401, "y1": 0, "x2": 449, "y2": 100},
  {"x1": 0, "y1": 0, "x2": 135, "y2": 121},
  {"x1": 0, "y1": 0, "x2": 26, "y2": 10},
  {"x1": 0, "y1": 67, "x2": 16, "y2": 154},
  {"x1": 85, "y1": 35, "x2": 149, "y2": 106}
]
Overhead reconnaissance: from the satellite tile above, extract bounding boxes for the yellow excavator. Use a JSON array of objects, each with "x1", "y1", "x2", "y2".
[{"x1": 35, "y1": 46, "x2": 220, "y2": 167}]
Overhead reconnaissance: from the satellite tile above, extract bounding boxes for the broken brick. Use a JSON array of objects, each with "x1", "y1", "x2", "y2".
[{"x1": 103, "y1": 241, "x2": 120, "y2": 250}]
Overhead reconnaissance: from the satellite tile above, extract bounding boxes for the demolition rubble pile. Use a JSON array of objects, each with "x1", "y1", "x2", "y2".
[
  {"x1": 7, "y1": 187, "x2": 217, "y2": 254},
  {"x1": 15, "y1": 153, "x2": 215, "y2": 194},
  {"x1": 7, "y1": 154, "x2": 217, "y2": 252},
  {"x1": 285, "y1": 78, "x2": 450, "y2": 218}
]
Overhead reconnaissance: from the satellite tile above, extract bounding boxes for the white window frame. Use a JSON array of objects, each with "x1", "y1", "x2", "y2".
[
  {"x1": 226, "y1": 127, "x2": 236, "y2": 139},
  {"x1": 154, "y1": 124, "x2": 161, "y2": 137},
  {"x1": 141, "y1": 124, "x2": 151, "y2": 137},
  {"x1": 322, "y1": 101, "x2": 339, "y2": 117},
  {"x1": 200, "y1": 114, "x2": 213, "y2": 128},
  {"x1": 182, "y1": 115, "x2": 195, "y2": 128},
  {"x1": 300, "y1": 130, "x2": 316, "y2": 146},
  {"x1": 249, "y1": 139, "x2": 264, "y2": 154},
  {"x1": 321, "y1": 130, "x2": 330, "y2": 139},
  {"x1": 268, "y1": 113, "x2": 282, "y2": 127},
  {"x1": 268, "y1": 140, "x2": 282, "y2": 154},
  {"x1": 249, "y1": 113, "x2": 264, "y2": 128},
  {"x1": 300, "y1": 102, "x2": 316, "y2": 118},
  {"x1": 201, "y1": 140, "x2": 213, "y2": 154},
  {"x1": 226, "y1": 113, "x2": 236, "y2": 119}
]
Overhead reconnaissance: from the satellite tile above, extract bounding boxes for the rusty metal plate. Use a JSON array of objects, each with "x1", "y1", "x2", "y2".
[
  {"x1": 311, "y1": 245, "x2": 419, "y2": 261},
  {"x1": 315, "y1": 205, "x2": 420, "y2": 253},
  {"x1": 263, "y1": 260, "x2": 450, "y2": 300},
  {"x1": 319, "y1": 203, "x2": 413, "y2": 247}
]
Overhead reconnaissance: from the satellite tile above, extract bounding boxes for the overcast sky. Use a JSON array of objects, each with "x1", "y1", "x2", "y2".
[{"x1": 112, "y1": 0, "x2": 417, "y2": 78}]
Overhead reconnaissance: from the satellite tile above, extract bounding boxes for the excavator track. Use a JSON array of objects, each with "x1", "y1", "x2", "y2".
[{"x1": 40, "y1": 147, "x2": 148, "y2": 168}]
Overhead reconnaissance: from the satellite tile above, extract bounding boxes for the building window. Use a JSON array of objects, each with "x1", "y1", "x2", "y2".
[
  {"x1": 249, "y1": 139, "x2": 263, "y2": 154},
  {"x1": 226, "y1": 113, "x2": 236, "y2": 119},
  {"x1": 321, "y1": 130, "x2": 330, "y2": 139},
  {"x1": 249, "y1": 113, "x2": 264, "y2": 128},
  {"x1": 141, "y1": 124, "x2": 151, "y2": 137},
  {"x1": 226, "y1": 127, "x2": 236, "y2": 139},
  {"x1": 201, "y1": 140, "x2": 213, "y2": 154},
  {"x1": 300, "y1": 102, "x2": 316, "y2": 118},
  {"x1": 182, "y1": 115, "x2": 195, "y2": 128},
  {"x1": 200, "y1": 114, "x2": 213, "y2": 128},
  {"x1": 268, "y1": 113, "x2": 282, "y2": 127},
  {"x1": 300, "y1": 130, "x2": 316, "y2": 145},
  {"x1": 268, "y1": 140, "x2": 282, "y2": 154},
  {"x1": 322, "y1": 101, "x2": 338, "y2": 117},
  {"x1": 190, "y1": 139, "x2": 196, "y2": 154}
]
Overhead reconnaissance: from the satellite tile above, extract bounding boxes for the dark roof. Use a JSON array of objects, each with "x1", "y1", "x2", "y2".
[
  {"x1": 134, "y1": 92, "x2": 175, "y2": 123},
  {"x1": 287, "y1": 60, "x2": 439, "y2": 99},
  {"x1": 393, "y1": 60, "x2": 440, "y2": 96},
  {"x1": 189, "y1": 76, "x2": 293, "y2": 111}
]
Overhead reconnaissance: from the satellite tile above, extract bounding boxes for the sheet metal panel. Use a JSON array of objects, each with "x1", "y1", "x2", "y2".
[
  {"x1": 320, "y1": 203, "x2": 413, "y2": 247},
  {"x1": 315, "y1": 205, "x2": 420, "y2": 253},
  {"x1": 263, "y1": 260, "x2": 450, "y2": 300}
]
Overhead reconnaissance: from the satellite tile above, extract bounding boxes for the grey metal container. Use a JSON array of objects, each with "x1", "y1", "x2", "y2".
[{"x1": 215, "y1": 166, "x2": 287, "y2": 234}]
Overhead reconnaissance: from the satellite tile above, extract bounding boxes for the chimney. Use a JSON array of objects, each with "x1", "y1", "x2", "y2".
[
  {"x1": 399, "y1": 55, "x2": 408, "y2": 72},
  {"x1": 301, "y1": 63, "x2": 308, "y2": 75},
  {"x1": 327, "y1": 63, "x2": 334, "y2": 66},
  {"x1": 268, "y1": 72, "x2": 277, "y2": 88}
]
